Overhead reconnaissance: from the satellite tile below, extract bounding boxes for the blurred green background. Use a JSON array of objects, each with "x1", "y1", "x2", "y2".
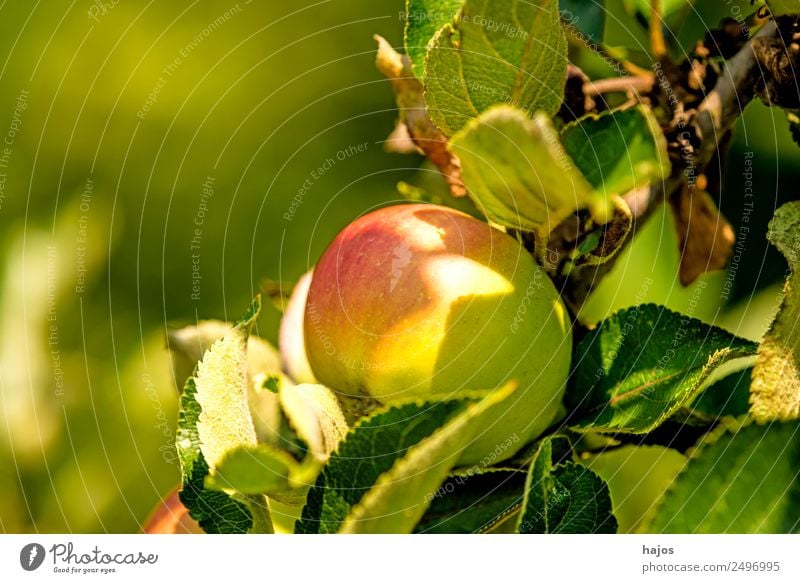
[{"x1": 0, "y1": 0, "x2": 795, "y2": 533}]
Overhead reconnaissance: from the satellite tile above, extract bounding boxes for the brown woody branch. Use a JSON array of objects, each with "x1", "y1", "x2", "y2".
[
  {"x1": 565, "y1": 19, "x2": 781, "y2": 311},
  {"x1": 585, "y1": 75, "x2": 655, "y2": 97}
]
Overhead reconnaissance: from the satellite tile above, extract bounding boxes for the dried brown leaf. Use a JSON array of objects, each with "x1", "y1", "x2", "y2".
[
  {"x1": 374, "y1": 35, "x2": 466, "y2": 197},
  {"x1": 669, "y1": 186, "x2": 735, "y2": 286}
]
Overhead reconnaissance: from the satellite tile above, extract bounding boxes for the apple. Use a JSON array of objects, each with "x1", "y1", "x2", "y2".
[
  {"x1": 303, "y1": 204, "x2": 572, "y2": 466},
  {"x1": 142, "y1": 488, "x2": 203, "y2": 534},
  {"x1": 143, "y1": 485, "x2": 302, "y2": 534}
]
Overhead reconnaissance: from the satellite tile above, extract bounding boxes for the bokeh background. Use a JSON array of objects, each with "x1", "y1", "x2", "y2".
[{"x1": 0, "y1": 0, "x2": 795, "y2": 533}]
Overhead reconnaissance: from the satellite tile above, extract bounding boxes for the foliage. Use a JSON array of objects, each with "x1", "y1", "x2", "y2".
[
  {"x1": 751, "y1": 202, "x2": 800, "y2": 422},
  {"x1": 518, "y1": 437, "x2": 617, "y2": 534},
  {"x1": 646, "y1": 420, "x2": 800, "y2": 533},
  {"x1": 5, "y1": 0, "x2": 798, "y2": 535},
  {"x1": 423, "y1": 0, "x2": 567, "y2": 136},
  {"x1": 159, "y1": 0, "x2": 800, "y2": 536},
  {"x1": 567, "y1": 304, "x2": 758, "y2": 433}
]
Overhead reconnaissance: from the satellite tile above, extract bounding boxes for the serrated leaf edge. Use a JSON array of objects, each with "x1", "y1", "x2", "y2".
[
  {"x1": 572, "y1": 345, "x2": 757, "y2": 435},
  {"x1": 638, "y1": 416, "x2": 752, "y2": 532},
  {"x1": 337, "y1": 383, "x2": 518, "y2": 533}
]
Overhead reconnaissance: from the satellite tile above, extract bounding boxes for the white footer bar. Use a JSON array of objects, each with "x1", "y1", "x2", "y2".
[{"x1": 1, "y1": 534, "x2": 797, "y2": 582}]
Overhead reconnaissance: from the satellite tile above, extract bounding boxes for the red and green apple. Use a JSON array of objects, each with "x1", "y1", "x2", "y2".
[{"x1": 304, "y1": 204, "x2": 572, "y2": 466}]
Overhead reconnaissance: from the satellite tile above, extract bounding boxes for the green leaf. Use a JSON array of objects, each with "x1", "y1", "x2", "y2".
[
  {"x1": 296, "y1": 384, "x2": 516, "y2": 534},
  {"x1": 767, "y1": 0, "x2": 800, "y2": 16},
  {"x1": 205, "y1": 443, "x2": 296, "y2": 494},
  {"x1": 176, "y1": 297, "x2": 273, "y2": 533},
  {"x1": 257, "y1": 374, "x2": 281, "y2": 394},
  {"x1": 646, "y1": 420, "x2": 800, "y2": 533},
  {"x1": 167, "y1": 319, "x2": 281, "y2": 393},
  {"x1": 296, "y1": 399, "x2": 468, "y2": 533},
  {"x1": 770, "y1": 199, "x2": 800, "y2": 261},
  {"x1": 561, "y1": 106, "x2": 670, "y2": 198},
  {"x1": 560, "y1": 0, "x2": 605, "y2": 44},
  {"x1": 424, "y1": 0, "x2": 567, "y2": 137},
  {"x1": 167, "y1": 317, "x2": 290, "y2": 454},
  {"x1": 279, "y1": 383, "x2": 349, "y2": 461},
  {"x1": 405, "y1": 0, "x2": 463, "y2": 78},
  {"x1": 518, "y1": 437, "x2": 617, "y2": 533},
  {"x1": 450, "y1": 105, "x2": 614, "y2": 238},
  {"x1": 249, "y1": 372, "x2": 295, "y2": 450},
  {"x1": 194, "y1": 300, "x2": 260, "y2": 469},
  {"x1": 751, "y1": 202, "x2": 800, "y2": 422},
  {"x1": 414, "y1": 469, "x2": 526, "y2": 533},
  {"x1": 177, "y1": 377, "x2": 254, "y2": 534},
  {"x1": 338, "y1": 384, "x2": 517, "y2": 534},
  {"x1": 211, "y1": 381, "x2": 347, "y2": 504},
  {"x1": 567, "y1": 304, "x2": 758, "y2": 434},
  {"x1": 688, "y1": 367, "x2": 752, "y2": 420},
  {"x1": 582, "y1": 445, "x2": 687, "y2": 533}
]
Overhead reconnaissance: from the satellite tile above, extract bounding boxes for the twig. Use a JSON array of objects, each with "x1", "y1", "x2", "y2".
[
  {"x1": 696, "y1": 19, "x2": 779, "y2": 164},
  {"x1": 566, "y1": 19, "x2": 781, "y2": 310},
  {"x1": 585, "y1": 75, "x2": 655, "y2": 97},
  {"x1": 650, "y1": 0, "x2": 668, "y2": 59}
]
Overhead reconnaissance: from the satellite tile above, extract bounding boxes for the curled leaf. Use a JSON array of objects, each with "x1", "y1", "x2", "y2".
[
  {"x1": 279, "y1": 383, "x2": 349, "y2": 461},
  {"x1": 751, "y1": 201, "x2": 800, "y2": 422},
  {"x1": 278, "y1": 270, "x2": 317, "y2": 384},
  {"x1": 450, "y1": 106, "x2": 607, "y2": 238},
  {"x1": 338, "y1": 384, "x2": 518, "y2": 534},
  {"x1": 168, "y1": 319, "x2": 282, "y2": 393},
  {"x1": 176, "y1": 298, "x2": 273, "y2": 533},
  {"x1": 669, "y1": 186, "x2": 735, "y2": 287}
]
